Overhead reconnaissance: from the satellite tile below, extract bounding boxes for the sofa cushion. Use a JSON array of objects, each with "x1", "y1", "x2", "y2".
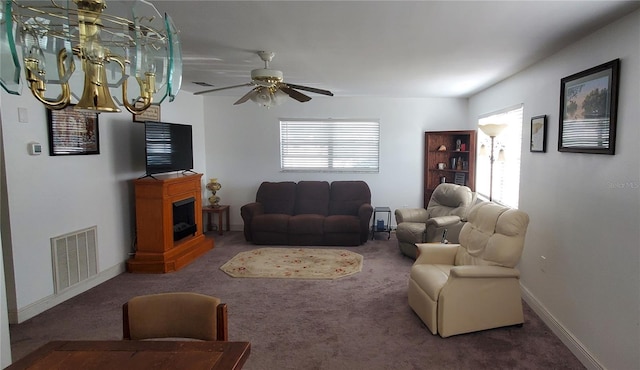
[
  {"x1": 251, "y1": 214, "x2": 290, "y2": 233},
  {"x1": 324, "y1": 215, "x2": 360, "y2": 233},
  {"x1": 289, "y1": 214, "x2": 325, "y2": 245},
  {"x1": 256, "y1": 182, "x2": 297, "y2": 215},
  {"x1": 295, "y1": 181, "x2": 330, "y2": 216},
  {"x1": 329, "y1": 181, "x2": 371, "y2": 215},
  {"x1": 289, "y1": 214, "x2": 325, "y2": 235}
]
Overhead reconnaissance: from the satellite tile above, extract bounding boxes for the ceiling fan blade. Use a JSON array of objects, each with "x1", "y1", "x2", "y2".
[
  {"x1": 193, "y1": 83, "x2": 254, "y2": 95},
  {"x1": 233, "y1": 88, "x2": 260, "y2": 105},
  {"x1": 279, "y1": 85, "x2": 312, "y2": 103},
  {"x1": 285, "y1": 83, "x2": 334, "y2": 96}
]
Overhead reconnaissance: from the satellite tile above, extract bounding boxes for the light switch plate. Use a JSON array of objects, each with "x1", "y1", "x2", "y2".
[{"x1": 18, "y1": 107, "x2": 28, "y2": 123}]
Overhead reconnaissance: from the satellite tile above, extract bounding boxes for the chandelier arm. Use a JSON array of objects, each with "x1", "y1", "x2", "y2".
[
  {"x1": 108, "y1": 55, "x2": 152, "y2": 114},
  {"x1": 26, "y1": 47, "x2": 73, "y2": 110},
  {"x1": 8, "y1": 0, "x2": 179, "y2": 113}
]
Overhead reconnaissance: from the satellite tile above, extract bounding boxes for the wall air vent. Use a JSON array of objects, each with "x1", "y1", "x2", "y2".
[{"x1": 51, "y1": 226, "x2": 98, "y2": 293}]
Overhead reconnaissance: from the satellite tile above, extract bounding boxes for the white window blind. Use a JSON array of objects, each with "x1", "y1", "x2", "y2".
[
  {"x1": 476, "y1": 105, "x2": 523, "y2": 208},
  {"x1": 280, "y1": 119, "x2": 380, "y2": 172}
]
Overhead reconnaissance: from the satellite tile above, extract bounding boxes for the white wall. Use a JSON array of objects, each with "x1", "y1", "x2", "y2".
[
  {"x1": 3, "y1": 11, "x2": 636, "y2": 370},
  {"x1": 0, "y1": 92, "x2": 12, "y2": 368},
  {"x1": 201, "y1": 96, "x2": 470, "y2": 229},
  {"x1": 0, "y1": 90, "x2": 205, "y2": 322},
  {"x1": 469, "y1": 11, "x2": 640, "y2": 370}
]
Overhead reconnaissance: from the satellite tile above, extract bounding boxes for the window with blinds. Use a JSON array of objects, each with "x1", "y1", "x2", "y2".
[
  {"x1": 280, "y1": 119, "x2": 380, "y2": 172},
  {"x1": 476, "y1": 105, "x2": 523, "y2": 208}
]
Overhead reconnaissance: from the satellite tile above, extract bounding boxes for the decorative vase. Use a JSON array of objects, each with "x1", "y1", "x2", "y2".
[{"x1": 206, "y1": 178, "x2": 222, "y2": 207}]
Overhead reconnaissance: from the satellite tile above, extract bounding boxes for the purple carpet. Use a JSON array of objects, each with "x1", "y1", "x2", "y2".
[{"x1": 9, "y1": 231, "x2": 584, "y2": 369}]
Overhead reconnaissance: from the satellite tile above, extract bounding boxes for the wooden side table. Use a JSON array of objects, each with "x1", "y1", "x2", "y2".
[{"x1": 202, "y1": 205, "x2": 230, "y2": 235}]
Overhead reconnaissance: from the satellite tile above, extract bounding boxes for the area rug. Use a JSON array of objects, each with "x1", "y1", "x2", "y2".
[{"x1": 220, "y1": 248, "x2": 363, "y2": 279}]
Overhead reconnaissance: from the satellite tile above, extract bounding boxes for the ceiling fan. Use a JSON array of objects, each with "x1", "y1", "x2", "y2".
[{"x1": 193, "y1": 51, "x2": 333, "y2": 107}]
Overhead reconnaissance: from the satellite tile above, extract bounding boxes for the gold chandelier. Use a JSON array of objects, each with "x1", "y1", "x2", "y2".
[{"x1": 0, "y1": 0, "x2": 182, "y2": 113}]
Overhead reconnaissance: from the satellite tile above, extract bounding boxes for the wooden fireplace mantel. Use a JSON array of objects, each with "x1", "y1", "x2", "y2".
[{"x1": 127, "y1": 173, "x2": 214, "y2": 273}]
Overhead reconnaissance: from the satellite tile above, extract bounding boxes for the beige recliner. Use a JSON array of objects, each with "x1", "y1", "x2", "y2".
[
  {"x1": 395, "y1": 183, "x2": 475, "y2": 259},
  {"x1": 408, "y1": 202, "x2": 530, "y2": 337}
]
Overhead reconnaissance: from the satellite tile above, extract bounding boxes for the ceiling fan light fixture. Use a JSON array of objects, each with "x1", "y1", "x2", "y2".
[
  {"x1": 273, "y1": 88, "x2": 289, "y2": 105},
  {"x1": 194, "y1": 50, "x2": 333, "y2": 106},
  {"x1": 251, "y1": 68, "x2": 284, "y2": 83},
  {"x1": 250, "y1": 86, "x2": 285, "y2": 108}
]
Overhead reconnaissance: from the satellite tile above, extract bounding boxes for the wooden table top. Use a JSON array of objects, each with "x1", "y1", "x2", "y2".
[{"x1": 6, "y1": 340, "x2": 251, "y2": 370}]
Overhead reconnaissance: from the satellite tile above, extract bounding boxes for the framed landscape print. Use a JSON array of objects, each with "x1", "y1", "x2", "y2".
[
  {"x1": 47, "y1": 105, "x2": 100, "y2": 156},
  {"x1": 558, "y1": 59, "x2": 619, "y2": 155},
  {"x1": 530, "y1": 115, "x2": 547, "y2": 152}
]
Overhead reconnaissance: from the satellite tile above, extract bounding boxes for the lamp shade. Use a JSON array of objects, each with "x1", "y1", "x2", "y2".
[{"x1": 479, "y1": 123, "x2": 508, "y2": 137}]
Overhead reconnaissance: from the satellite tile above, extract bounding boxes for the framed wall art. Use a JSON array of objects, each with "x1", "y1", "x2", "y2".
[
  {"x1": 133, "y1": 103, "x2": 161, "y2": 122},
  {"x1": 47, "y1": 105, "x2": 100, "y2": 156},
  {"x1": 530, "y1": 115, "x2": 547, "y2": 152},
  {"x1": 558, "y1": 59, "x2": 619, "y2": 155}
]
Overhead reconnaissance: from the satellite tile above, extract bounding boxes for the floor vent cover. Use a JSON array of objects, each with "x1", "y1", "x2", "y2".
[{"x1": 51, "y1": 226, "x2": 98, "y2": 293}]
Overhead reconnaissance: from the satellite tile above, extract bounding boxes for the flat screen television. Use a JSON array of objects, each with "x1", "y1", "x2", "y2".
[{"x1": 144, "y1": 121, "x2": 194, "y2": 176}]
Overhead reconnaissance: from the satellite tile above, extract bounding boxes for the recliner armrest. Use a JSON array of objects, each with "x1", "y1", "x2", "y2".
[
  {"x1": 358, "y1": 203, "x2": 374, "y2": 218},
  {"x1": 426, "y1": 215, "x2": 462, "y2": 228},
  {"x1": 240, "y1": 202, "x2": 265, "y2": 242},
  {"x1": 395, "y1": 208, "x2": 429, "y2": 223},
  {"x1": 414, "y1": 243, "x2": 459, "y2": 265},
  {"x1": 240, "y1": 202, "x2": 264, "y2": 218},
  {"x1": 449, "y1": 265, "x2": 520, "y2": 279}
]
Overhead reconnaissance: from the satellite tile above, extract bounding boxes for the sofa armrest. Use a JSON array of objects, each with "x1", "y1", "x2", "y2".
[
  {"x1": 449, "y1": 265, "x2": 520, "y2": 279},
  {"x1": 240, "y1": 202, "x2": 264, "y2": 218},
  {"x1": 240, "y1": 202, "x2": 264, "y2": 242},
  {"x1": 396, "y1": 222, "x2": 427, "y2": 244},
  {"x1": 395, "y1": 208, "x2": 429, "y2": 223},
  {"x1": 414, "y1": 243, "x2": 459, "y2": 265},
  {"x1": 358, "y1": 203, "x2": 374, "y2": 219},
  {"x1": 425, "y1": 215, "x2": 461, "y2": 228},
  {"x1": 358, "y1": 203, "x2": 374, "y2": 243}
]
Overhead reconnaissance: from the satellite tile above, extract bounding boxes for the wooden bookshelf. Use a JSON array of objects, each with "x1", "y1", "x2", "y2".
[{"x1": 424, "y1": 130, "x2": 476, "y2": 208}]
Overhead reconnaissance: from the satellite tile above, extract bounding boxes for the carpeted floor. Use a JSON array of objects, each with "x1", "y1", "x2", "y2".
[{"x1": 9, "y1": 231, "x2": 585, "y2": 369}]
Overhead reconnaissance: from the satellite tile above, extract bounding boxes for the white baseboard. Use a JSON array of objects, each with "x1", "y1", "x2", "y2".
[
  {"x1": 521, "y1": 285, "x2": 604, "y2": 370},
  {"x1": 8, "y1": 263, "x2": 125, "y2": 324}
]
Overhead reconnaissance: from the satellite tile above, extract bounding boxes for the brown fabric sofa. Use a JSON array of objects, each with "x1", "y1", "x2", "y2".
[{"x1": 241, "y1": 181, "x2": 373, "y2": 246}]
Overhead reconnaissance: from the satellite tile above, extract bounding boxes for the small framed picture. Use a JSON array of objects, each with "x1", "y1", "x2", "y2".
[
  {"x1": 47, "y1": 105, "x2": 99, "y2": 156},
  {"x1": 558, "y1": 59, "x2": 619, "y2": 154},
  {"x1": 530, "y1": 115, "x2": 547, "y2": 152},
  {"x1": 133, "y1": 103, "x2": 161, "y2": 122}
]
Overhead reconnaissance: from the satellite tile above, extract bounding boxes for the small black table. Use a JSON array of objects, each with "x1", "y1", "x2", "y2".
[{"x1": 371, "y1": 206, "x2": 392, "y2": 240}]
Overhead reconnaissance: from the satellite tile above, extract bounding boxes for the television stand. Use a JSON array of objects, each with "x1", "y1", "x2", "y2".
[
  {"x1": 137, "y1": 173, "x2": 158, "y2": 180},
  {"x1": 127, "y1": 173, "x2": 213, "y2": 273}
]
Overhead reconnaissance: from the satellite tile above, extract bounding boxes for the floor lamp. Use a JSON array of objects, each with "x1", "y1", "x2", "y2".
[{"x1": 479, "y1": 123, "x2": 508, "y2": 201}]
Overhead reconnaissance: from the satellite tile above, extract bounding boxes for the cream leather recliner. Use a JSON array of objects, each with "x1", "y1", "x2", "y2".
[
  {"x1": 408, "y1": 202, "x2": 530, "y2": 337},
  {"x1": 395, "y1": 183, "x2": 475, "y2": 259}
]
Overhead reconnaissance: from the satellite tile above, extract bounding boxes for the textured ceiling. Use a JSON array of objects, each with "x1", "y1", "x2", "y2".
[{"x1": 138, "y1": 1, "x2": 639, "y2": 99}]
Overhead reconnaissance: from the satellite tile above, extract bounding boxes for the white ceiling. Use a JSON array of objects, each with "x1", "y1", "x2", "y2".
[{"x1": 145, "y1": 0, "x2": 639, "y2": 99}]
